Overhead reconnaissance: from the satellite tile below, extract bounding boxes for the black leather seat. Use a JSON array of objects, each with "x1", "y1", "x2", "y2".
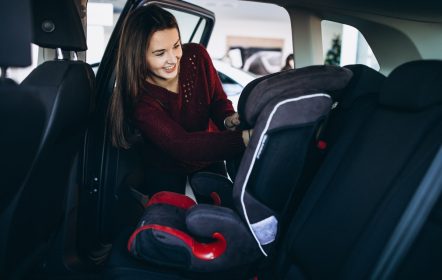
[
  {"x1": 0, "y1": 0, "x2": 43, "y2": 209},
  {"x1": 270, "y1": 64, "x2": 387, "y2": 249},
  {"x1": 268, "y1": 60, "x2": 442, "y2": 280},
  {"x1": 0, "y1": 0, "x2": 46, "y2": 278},
  {"x1": 0, "y1": 0, "x2": 95, "y2": 278}
]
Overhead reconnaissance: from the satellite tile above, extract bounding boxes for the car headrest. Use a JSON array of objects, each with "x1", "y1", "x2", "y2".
[
  {"x1": 238, "y1": 65, "x2": 353, "y2": 128},
  {"x1": 380, "y1": 60, "x2": 442, "y2": 111},
  {"x1": 0, "y1": 0, "x2": 32, "y2": 67},
  {"x1": 31, "y1": 0, "x2": 87, "y2": 51},
  {"x1": 340, "y1": 64, "x2": 386, "y2": 108}
]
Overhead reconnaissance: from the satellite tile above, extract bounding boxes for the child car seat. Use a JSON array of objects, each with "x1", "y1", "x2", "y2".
[{"x1": 127, "y1": 65, "x2": 353, "y2": 274}]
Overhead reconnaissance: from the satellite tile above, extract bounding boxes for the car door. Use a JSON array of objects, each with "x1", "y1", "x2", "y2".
[{"x1": 75, "y1": 0, "x2": 215, "y2": 262}]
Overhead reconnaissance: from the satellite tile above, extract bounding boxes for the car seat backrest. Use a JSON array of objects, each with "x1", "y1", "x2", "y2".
[
  {"x1": 2, "y1": 0, "x2": 95, "y2": 277},
  {"x1": 283, "y1": 64, "x2": 386, "y2": 238},
  {"x1": 0, "y1": 0, "x2": 41, "y2": 210},
  {"x1": 275, "y1": 60, "x2": 442, "y2": 279},
  {"x1": 319, "y1": 64, "x2": 386, "y2": 148},
  {"x1": 0, "y1": 88, "x2": 45, "y2": 213},
  {"x1": 0, "y1": 0, "x2": 47, "y2": 277},
  {"x1": 232, "y1": 66, "x2": 353, "y2": 256},
  {"x1": 339, "y1": 64, "x2": 386, "y2": 108}
]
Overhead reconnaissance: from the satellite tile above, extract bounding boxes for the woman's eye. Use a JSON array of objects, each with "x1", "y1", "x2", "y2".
[
  {"x1": 155, "y1": 52, "x2": 164, "y2": 57},
  {"x1": 173, "y1": 44, "x2": 180, "y2": 49}
]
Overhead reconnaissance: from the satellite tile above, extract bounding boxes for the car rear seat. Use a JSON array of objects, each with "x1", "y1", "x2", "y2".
[
  {"x1": 106, "y1": 60, "x2": 442, "y2": 280},
  {"x1": 105, "y1": 64, "x2": 387, "y2": 279},
  {"x1": 104, "y1": 66, "x2": 352, "y2": 280},
  {"x1": 271, "y1": 64, "x2": 386, "y2": 253},
  {"x1": 106, "y1": 59, "x2": 442, "y2": 279},
  {"x1": 265, "y1": 60, "x2": 442, "y2": 280}
]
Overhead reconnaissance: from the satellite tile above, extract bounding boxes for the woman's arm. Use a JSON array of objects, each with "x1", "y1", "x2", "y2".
[{"x1": 134, "y1": 98, "x2": 245, "y2": 162}]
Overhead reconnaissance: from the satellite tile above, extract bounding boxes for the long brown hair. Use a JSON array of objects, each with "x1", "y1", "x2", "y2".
[{"x1": 108, "y1": 5, "x2": 180, "y2": 149}]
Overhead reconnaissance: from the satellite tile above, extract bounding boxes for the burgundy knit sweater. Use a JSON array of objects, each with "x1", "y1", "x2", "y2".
[{"x1": 133, "y1": 43, "x2": 245, "y2": 174}]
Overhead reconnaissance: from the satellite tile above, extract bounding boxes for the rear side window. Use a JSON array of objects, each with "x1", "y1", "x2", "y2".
[
  {"x1": 87, "y1": 1, "x2": 123, "y2": 65},
  {"x1": 165, "y1": 8, "x2": 208, "y2": 44},
  {"x1": 322, "y1": 20, "x2": 379, "y2": 70}
]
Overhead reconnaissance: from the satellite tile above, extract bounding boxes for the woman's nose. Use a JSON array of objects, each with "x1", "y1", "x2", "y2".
[{"x1": 166, "y1": 51, "x2": 177, "y2": 64}]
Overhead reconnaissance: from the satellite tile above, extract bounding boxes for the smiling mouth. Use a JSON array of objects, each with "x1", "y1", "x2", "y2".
[{"x1": 164, "y1": 64, "x2": 176, "y2": 73}]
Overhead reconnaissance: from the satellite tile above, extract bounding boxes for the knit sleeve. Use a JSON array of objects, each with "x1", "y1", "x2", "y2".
[
  {"x1": 134, "y1": 96, "x2": 245, "y2": 162},
  {"x1": 198, "y1": 44, "x2": 236, "y2": 129}
]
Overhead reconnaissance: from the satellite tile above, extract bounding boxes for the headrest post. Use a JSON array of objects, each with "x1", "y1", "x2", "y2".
[
  {"x1": 56, "y1": 49, "x2": 78, "y2": 61},
  {"x1": 56, "y1": 48, "x2": 63, "y2": 60},
  {"x1": 71, "y1": 51, "x2": 78, "y2": 61},
  {"x1": 1, "y1": 67, "x2": 8, "y2": 79}
]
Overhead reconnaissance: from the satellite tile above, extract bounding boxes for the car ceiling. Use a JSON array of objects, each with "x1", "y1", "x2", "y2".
[{"x1": 248, "y1": 0, "x2": 442, "y2": 23}]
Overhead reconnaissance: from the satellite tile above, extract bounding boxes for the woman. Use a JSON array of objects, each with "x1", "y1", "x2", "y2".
[
  {"x1": 108, "y1": 5, "x2": 251, "y2": 195},
  {"x1": 281, "y1": 53, "x2": 295, "y2": 71}
]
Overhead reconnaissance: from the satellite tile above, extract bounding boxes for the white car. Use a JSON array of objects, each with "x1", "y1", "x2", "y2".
[{"x1": 212, "y1": 59, "x2": 257, "y2": 110}]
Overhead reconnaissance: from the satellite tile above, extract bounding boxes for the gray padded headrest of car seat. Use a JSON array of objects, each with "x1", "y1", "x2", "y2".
[
  {"x1": 243, "y1": 65, "x2": 354, "y2": 126},
  {"x1": 379, "y1": 60, "x2": 442, "y2": 111}
]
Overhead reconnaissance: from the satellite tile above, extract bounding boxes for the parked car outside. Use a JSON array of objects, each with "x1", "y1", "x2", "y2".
[{"x1": 213, "y1": 59, "x2": 257, "y2": 110}]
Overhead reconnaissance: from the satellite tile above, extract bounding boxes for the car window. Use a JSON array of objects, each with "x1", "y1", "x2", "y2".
[
  {"x1": 87, "y1": 1, "x2": 124, "y2": 65},
  {"x1": 165, "y1": 8, "x2": 208, "y2": 43},
  {"x1": 322, "y1": 20, "x2": 380, "y2": 70},
  {"x1": 187, "y1": 0, "x2": 293, "y2": 76}
]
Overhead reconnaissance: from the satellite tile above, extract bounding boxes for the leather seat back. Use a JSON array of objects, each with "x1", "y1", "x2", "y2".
[
  {"x1": 1, "y1": 0, "x2": 95, "y2": 277},
  {"x1": 0, "y1": 0, "x2": 47, "y2": 278},
  {"x1": 273, "y1": 60, "x2": 442, "y2": 279}
]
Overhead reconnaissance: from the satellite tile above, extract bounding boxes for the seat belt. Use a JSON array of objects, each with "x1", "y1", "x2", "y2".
[{"x1": 371, "y1": 145, "x2": 442, "y2": 280}]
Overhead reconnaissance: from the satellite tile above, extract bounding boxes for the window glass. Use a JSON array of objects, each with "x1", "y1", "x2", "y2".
[
  {"x1": 186, "y1": 0, "x2": 292, "y2": 75},
  {"x1": 185, "y1": 0, "x2": 291, "y2": 108},
  {"x1": 87, "y1": 1, "x2": 124, "y2": 65},
  {"x1": 190, "y1": 18, "x2": 207, "y2": 43},
  {"x1": 165, "y1": 8, "x2": 207, "y2": 43},
  {"x1": 322, "y1": 20, "x2": 380, "y2": 70}
]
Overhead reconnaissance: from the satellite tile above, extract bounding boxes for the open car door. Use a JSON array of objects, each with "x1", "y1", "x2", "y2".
[{"x1": 76, "y1": 0, "x2": 215, "y2": 264}]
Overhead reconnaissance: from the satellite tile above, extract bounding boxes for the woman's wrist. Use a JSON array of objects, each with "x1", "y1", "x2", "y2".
[{"x1": 224, "y1": 113, "x2": 240, "y2": 131}]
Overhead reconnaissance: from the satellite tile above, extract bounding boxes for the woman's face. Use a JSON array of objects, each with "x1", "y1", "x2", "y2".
[{"x1": 145, "y1": 28, "x2": 182, "y2": 81}]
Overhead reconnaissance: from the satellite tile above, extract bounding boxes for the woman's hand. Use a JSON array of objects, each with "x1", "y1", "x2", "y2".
[
  {"x1": 224, "y1": 113, "x2": 240, "y2": 131},
  {"x1": 242, "y1": 129, "x2": 253, "y2": 147}
]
